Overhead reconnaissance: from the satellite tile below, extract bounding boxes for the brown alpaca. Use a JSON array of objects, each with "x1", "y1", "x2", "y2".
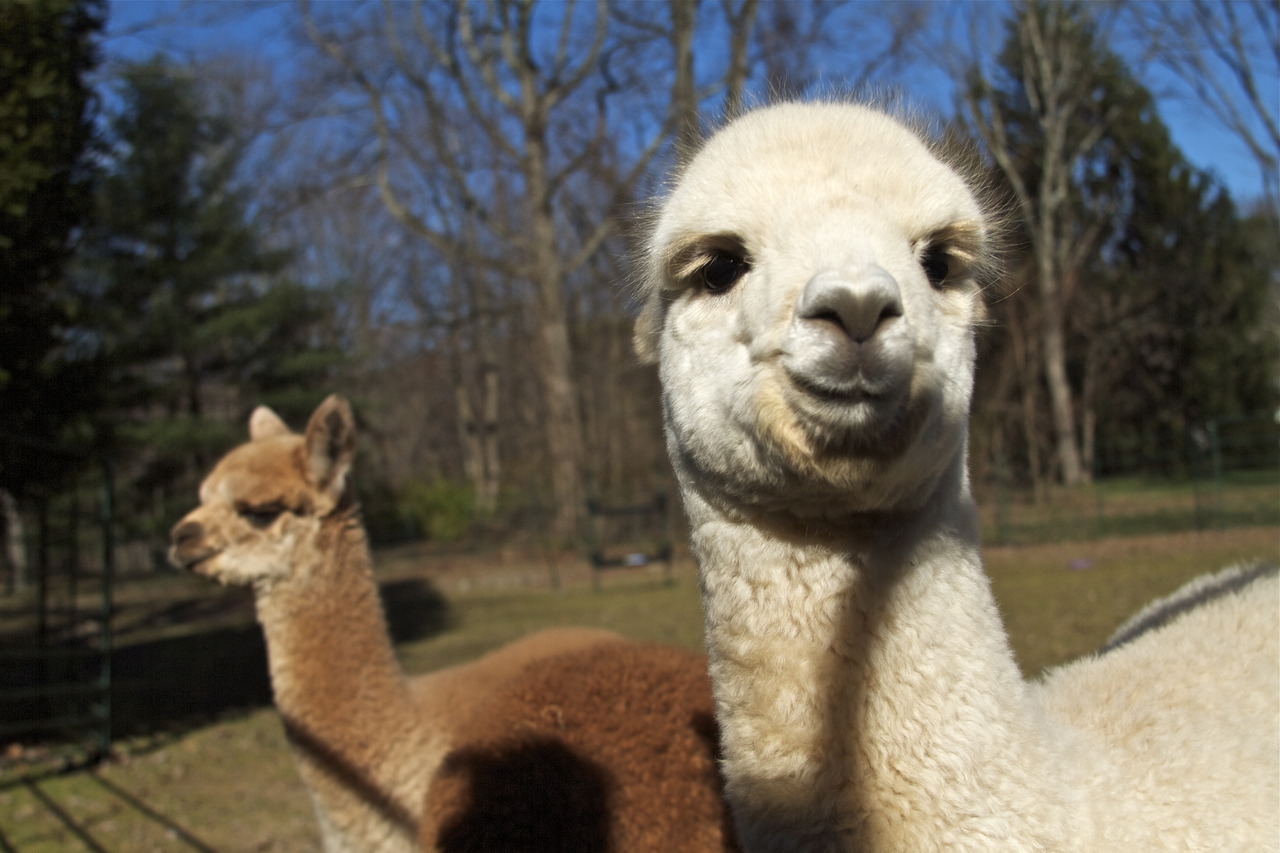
[
  {"x1": 169, "y1": 395, "x2": 736, "y2": 853},
  {"x1": 426, "y1": 641, "x2": 734, "y2": 852}
]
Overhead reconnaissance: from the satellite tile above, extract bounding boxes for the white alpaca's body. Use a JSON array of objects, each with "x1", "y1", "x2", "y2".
[{"x1": 637, "y1": 102, "x2": 1279, "y2": 851}]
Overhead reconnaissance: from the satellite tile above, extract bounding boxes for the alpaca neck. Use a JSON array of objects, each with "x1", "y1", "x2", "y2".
[
  {"x1": 684, "y1": 460, "x2": 1074, "y2": 851},
  {"x1": 255, "y1": 506, "x2": 435, "y2": 851}
]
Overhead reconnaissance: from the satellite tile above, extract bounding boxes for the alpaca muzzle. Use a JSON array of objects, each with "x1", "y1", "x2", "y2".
[{"x1": 168, "y1": 519, "x2": 218, "y2": 573}]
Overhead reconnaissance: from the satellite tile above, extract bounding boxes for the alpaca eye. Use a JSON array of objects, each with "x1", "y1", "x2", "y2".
[
  {"x1": 699, "y1": 251, "x2": 748, "y2": 293},
  {"x1": 920, "y1": 246, "x2": 950, "y2": 288},
  {"x1": 239, "y1": 505, "x2": 283, "y2": 526}
]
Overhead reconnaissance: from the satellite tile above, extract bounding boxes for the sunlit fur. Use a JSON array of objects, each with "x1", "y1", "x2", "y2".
[
  {"x1": 637, "y1": 101, "x2": 1279, "y2": 852},
  {"x1": 170, "y1": 397, "x2": 737, "y2": 853}
]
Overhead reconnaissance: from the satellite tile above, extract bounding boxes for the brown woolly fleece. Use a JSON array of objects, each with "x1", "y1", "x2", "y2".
[
  {"x1": 424, "y1": 641, "x2": 740, "y2": 853},
  {"x1": 172, "y1": 396, "x2": 738, "y2": 852}
]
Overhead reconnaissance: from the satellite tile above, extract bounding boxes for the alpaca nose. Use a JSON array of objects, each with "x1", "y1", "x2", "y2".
[
  {"x1": 796, "y1": 268, "x2": 903, "y2": 343},
  {"x1": 170, "y1": 519, "x2": 204, "y2": 553}
]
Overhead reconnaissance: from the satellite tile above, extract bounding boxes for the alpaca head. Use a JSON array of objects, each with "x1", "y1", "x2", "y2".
[
  {"x1": 636, "y1": 102, "x2": 995, "y2": 517},
  {"x1": 169, "y1": 395, "x2": 357, "y2": 589}
]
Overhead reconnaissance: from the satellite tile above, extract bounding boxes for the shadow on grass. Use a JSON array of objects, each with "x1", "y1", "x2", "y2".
[
  {"x1": 0, "y1": 774, "x2": 220, "y2": 852},
  {"x1": 89, "y1": 772, "x2": 220, "y2": 852},
  {"x1": 0, "y1": 576, "x2": 454, "y2": 850},
  {"x1": 4, "y1": 576, "x2": 455, "y2": 748},
  {"x1": 21, "y1": 778, "x2": 111, "y2": 852}
]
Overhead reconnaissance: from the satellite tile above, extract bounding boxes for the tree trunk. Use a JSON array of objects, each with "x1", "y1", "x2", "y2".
[
  {"x1": 0, "y1": 489, "x2": 26, "y2": 593},
  {"x1": 1039, "y1": 275, "x2": 1085, "y2": 485},
  {"x1": 526, "y1": 114, "x2": 584, "y2": 542},
  {"x1": 669, "y1": 0, "x2": 699, "y2": 157},
  {"x1": 1008, "y1": 297, "x2": 1047, "y2": 499},
  {"x1": 532, "y1": 273, "x2": 584, "y2": 542},
  {"x1": 478, "y1": 361, "x2": 501, "y2": 514},
  {"x1": 450, "y1": 267, "x2": 503, "y2": 518}
]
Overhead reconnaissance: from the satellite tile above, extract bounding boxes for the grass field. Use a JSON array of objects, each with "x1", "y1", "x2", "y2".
[
  {"x1": 0, "y1": 524, "x2": 1275, "y2": 851},
  {"x1": 978, "y1": 470, "x2": 1278, "y2": 544}
]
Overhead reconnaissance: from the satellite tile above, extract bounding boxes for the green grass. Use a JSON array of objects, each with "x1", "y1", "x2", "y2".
[
  {"x1": 392, "y1": 578, "x2": 707, "y2": 678},
  {"x1": 986, "y1": 526, "x2": 1278, "y2": 675},
  {"x1": 980, "y1": 473, "x2": 1278, "y2": 545},
  {"x1": 0, "y1": 525, "x2": 1275, "y2": 851}
]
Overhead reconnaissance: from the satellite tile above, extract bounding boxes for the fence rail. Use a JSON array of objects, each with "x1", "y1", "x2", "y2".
[
  {"x1": 0, "y1": 439, "x2": 114, "y2": 781},
  {"x1": 977, "y1": 412, "x2": 1279, "y2": 546},
  {"x1": 0, "y1": 413, "x2": 1274, "y2": 776}
]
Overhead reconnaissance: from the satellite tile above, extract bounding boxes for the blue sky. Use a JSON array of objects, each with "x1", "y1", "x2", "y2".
[{"x1": 102, "y1": 0, "x2": 1274, "y2": 208}]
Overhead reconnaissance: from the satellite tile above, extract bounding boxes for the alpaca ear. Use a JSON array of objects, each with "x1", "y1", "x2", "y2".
[
  {"x1": 304, "y1": 395, "x2": 356, "y2": 497},
  {"x1": 633, "y1": 298, "x2": 663, "y2": 365},
  {"x1": 249, "y1": 406, "x2": 291, "y2": 440}
]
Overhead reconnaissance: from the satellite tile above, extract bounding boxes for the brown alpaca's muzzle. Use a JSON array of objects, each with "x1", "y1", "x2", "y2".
[{"x1": 169, "y1": 518, "x2": 218, "y2": 574}]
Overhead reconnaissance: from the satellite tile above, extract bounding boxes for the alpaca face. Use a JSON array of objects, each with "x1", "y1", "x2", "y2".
[
  {"x1": 638, "y1": 104, "x2": 991, "y2": 514},
  {"x1": 168, "y1": 436, "x2": 323, "y2": 588},
  {"x1": 169, "y1": 397, "x2": 354, "y2": 589}
]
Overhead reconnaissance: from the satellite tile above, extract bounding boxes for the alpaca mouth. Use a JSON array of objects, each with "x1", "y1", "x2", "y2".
[
  {"x1": 787, "y1": 370, "x2": 905, "y2": 420},
  {"x1": 172, "y1": 547, "x2": 220, "y2": 575},
  {"x1": 790, "y1": 373, "x2": 886, "y2": 403},
  {"x1": 785, "y1": 382, "x2": 906, "y2": 450},
  {"x1": 780, "y1": 334, "x2": 913, "y2": 418}
]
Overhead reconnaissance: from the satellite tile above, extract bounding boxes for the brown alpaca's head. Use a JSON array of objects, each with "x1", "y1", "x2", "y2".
[{"x1": 169, "y1": 395, "x2": 356, "y2": 590}]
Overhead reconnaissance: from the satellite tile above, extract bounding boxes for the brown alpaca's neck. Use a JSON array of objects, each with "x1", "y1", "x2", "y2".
[
  {"x1": 257, "y1": 508, "x2": 405, "y2": 706},
  {"x1": 254, "y1": 507, "x2": 430, "y2": 846}
]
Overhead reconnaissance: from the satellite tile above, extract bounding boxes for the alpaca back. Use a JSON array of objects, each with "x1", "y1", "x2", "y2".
[
  {"x1": 408, "y1": 627, "x2": 624, "y2": 727},
  {"x1": 1035, "y1": 566, "x2": 1280, "y2": 849},
  {"x1": 424, "y1": 641, "x2": 738, "y2": 852}
]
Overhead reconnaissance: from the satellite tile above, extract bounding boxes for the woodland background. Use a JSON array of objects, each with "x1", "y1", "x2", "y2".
[{"x1": 2, "y1": 0, "x2": 1277, "y2": 561}]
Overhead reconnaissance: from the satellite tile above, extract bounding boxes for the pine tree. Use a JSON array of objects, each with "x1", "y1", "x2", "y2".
[
  {"x1": 961, "y1": 0, "x2": 1138, "y2": 485},
  {"x1": 965, "y1": 0, "x2": 1277, "y2": 482},
  {"x1": 0, "y1": 0, "x2": 104, "y2": 496},
  {"x1": 79, "y1": 58, "x2": 341, "y2": 523},
  {"x1": 1085, "y1": 131, "x2": 1277, "y2": 459}
]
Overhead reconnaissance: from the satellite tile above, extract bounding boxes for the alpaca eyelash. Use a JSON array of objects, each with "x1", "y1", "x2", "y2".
[
  {"x1": 695, "y1": 250, "x2": 750, "y2": 294},
  {"x1": 238, "y1": 503, "x2": 285, "y2": 525},
  {"x1": 919, "y1": 245, "x2": 952, "y2": 288},
  {"x1": 666, "y1": 237, "x2": 750, "y2": 294},
  {"x1": 917, "y1": 238, "x2": 982, "y2": 291},
  {"x1": 916, "y1": 223, "x2": 988, "y2": 290}
]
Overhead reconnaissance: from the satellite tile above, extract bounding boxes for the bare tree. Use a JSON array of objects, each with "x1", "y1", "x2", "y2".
[
  {"x1": 1127, "y1": 0, "x2": 1279, "y2": 219},
  {"x1": 753, "y1": 0, "x2": 929, "y2": 101},
  {"x1": 957, "y1": 0, "x2": 1123, "y2": 486},
  {"x1": 300, "y1": 0, "x2": 682, "y2": 540},
  {"x1": 1, "y1": 489, "x2": 26, "y2": 593}
]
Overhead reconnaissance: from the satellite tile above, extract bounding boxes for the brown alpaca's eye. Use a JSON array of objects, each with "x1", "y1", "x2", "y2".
[
  {"x1": 921, "y1": 246, "x2": 950, "y2": 288},
  {"x1": 239, "y1": 505, "x2": 283, "y2": 526},
  {"x1": 699, "y1": 251, "x2": 748, "y2": 293}
]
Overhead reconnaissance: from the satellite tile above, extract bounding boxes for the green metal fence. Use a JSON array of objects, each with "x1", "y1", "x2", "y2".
[
  {"x1": 0, "y1": 439, "x2": 114, "y2": 781},
  {"x1": 979, "y1": 412, "x2": 1280, "y2": 546}
]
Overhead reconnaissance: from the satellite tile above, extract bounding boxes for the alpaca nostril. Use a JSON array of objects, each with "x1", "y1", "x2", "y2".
[
  {"x1": 170, "y1": 520, "x2": 204, "y2": 550},
  {"x1": 798, "y1": 269, "x2": 903, "y2": 343}
]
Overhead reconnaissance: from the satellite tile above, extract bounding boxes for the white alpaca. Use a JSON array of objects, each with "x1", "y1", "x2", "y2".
[
  {"x1": 635, "y1": 101, "x2": 1280, "y2": 852},
  {"x1": 169, "y1": 396, "x2": 737, "y2": 853}
]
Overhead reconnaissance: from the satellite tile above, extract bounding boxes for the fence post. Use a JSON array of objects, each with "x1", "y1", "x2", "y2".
[
  {"x1": 97, "y1": 458, "x2": 115, "y2": 760},
  {"x1": 1189, "y1": 426, "x2": 1207, "y2": 530},
  {"x1": 993, "y1": 447, "x2": 1010, "y2": 546},
  {"x1": 1207, "y1": 419, "x2": 1224, "y2": 529}
]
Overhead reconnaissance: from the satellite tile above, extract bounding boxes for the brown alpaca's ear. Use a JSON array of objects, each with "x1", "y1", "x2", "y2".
[
  {"x1": 304, "y1": 395, "x2": 356, "y2": 497},
  {"x1": 249, "y1": 406, "x2": 291, "y2": 440}
]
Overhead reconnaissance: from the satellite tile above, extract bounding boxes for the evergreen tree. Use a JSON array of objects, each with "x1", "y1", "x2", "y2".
[
  {"x1": 79, "y1": 58, "x2": 342, "y2": 522},
  {"x1": 964, "y1": 0, "x2": 1275, "y2": 482},
  {"x1": 0, "y1": 0, "x2": 104, "y2": 496},
  {"x1": 1086, "y1": 142, "x2": 1277, "y2": 459}
]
